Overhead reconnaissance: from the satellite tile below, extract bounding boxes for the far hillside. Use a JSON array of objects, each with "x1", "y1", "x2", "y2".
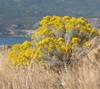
[{"x1": 1, "y1": 0, "x2": 100, "y2": 25}]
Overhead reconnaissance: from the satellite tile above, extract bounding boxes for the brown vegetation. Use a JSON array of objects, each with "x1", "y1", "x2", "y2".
[{"x1": 0, "y1": 36, "x2": 100, "y2": 89}]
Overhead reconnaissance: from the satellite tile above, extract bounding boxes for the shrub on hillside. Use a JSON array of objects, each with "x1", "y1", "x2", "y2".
[{"x1": 7, "y1": 16, "x2": 99, "y2": 68}]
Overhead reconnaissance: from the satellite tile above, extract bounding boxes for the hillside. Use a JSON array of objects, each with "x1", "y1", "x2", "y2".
[
  {"x1": 0, "y1": 15, "x2": 100, "y2": 89},
  {"x1": 0, "y1": 36, "x2": 100, "y2": 89},
  {"x1": 1, "y1": 0, "x2": 100, "y2": 37},
  {"x1": 1, "y1": 0, "x2": 100, "y2": 25}
]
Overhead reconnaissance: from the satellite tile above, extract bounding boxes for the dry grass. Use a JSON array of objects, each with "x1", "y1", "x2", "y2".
[
  {"x1": 0, "y1": 38, "x2": 100, "y2": 89},
  {"x1": 0, "y1": 57, "x2": 100, "y2": 89}
]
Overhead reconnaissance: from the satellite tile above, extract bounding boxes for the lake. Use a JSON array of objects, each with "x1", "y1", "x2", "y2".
[{"x1": 0, "y1": 35, "x2": 31, "y2": 45}]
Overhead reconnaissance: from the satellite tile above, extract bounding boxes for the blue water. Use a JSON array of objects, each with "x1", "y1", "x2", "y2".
[{"x1": 0, "y1": 35, "x2": 32, "y2": 45}]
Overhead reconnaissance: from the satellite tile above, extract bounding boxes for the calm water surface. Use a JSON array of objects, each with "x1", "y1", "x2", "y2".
[{"x1": 0, "y1": 35, "x2": 31, "y2": 45}]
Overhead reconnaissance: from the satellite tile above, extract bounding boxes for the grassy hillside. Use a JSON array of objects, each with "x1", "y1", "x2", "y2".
[
  {"x1": 0, "y1": 15, "x2": 100, "y2": 89},
  {"x1": 0, "y1": 36, "x2": 100, "y2": 89}
]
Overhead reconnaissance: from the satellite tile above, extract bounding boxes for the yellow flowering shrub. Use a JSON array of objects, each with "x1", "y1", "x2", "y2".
[{"x1": 7, "y1": 16, "x2": 99, "y2": 68}]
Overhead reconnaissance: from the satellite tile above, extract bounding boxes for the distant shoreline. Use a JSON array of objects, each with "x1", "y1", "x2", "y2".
[{"x1": 0, "y1": 29, "x2": 35, "y2": 38}]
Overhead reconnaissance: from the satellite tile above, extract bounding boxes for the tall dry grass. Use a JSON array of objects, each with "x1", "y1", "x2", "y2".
[
  {"x1": 0, "y1": 57, "x2": 99, "y2": 89},
  {"x1": 0, "y1": 37, "x2": 100, "y2": 89}
]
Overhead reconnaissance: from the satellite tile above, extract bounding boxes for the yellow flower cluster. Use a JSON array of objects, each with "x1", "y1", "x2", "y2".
[
  {"x1": 8, "y1": 16, "x2": 100, "y2": 67},
  {"x1": 34, "y1": 37, "x2": 63, "y2": 60},
  {"x1": 72, "y1": 37, "x2": 80, "y2": 45},
  {"x1": 83, "y1": 41, "x2": 90, "y2": 48},
  {"x1": 8, "y1": 41, "x2": 34, "y2": 67},
  {"x1": 32, "y1": 16, "x2": 99, "y2": 43}
]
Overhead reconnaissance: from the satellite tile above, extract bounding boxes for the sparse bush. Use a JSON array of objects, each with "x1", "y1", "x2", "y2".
[{"x1": 7, "y1": 16, "x2": 99, "y2": 68}]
